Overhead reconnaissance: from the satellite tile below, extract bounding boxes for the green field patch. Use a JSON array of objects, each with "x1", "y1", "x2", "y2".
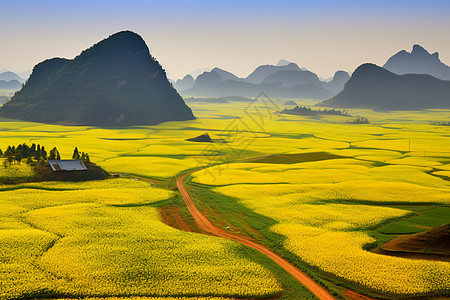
[
  {"x1": 249, "y1": 152, "x2": 345, "y2": 164},
  {"x1": 379, "y1": 206, "x2": 450, "y2": 234},
  {"x1": 378, "y1": 222, "x2": 426, "y2": 234}
]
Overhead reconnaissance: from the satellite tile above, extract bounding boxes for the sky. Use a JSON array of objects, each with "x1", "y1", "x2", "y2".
[{"x1": 1, "y1": 0, "x2": 450, "y2": 80}]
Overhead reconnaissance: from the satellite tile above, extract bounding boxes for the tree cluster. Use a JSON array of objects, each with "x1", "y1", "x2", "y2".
[
  {"x1": 0, "y1": 143, "x2": 49, "y2": 166},
  {"x1": 347, "y1": 117, "x2": 370, "y2": 124},
  {"x1": 431, "y1": 121, "x2": 450, "y2": 126},
  {"x1": 281, "y1": 106, "x2": 351, "y2": 117},
  {"x1": 1, "y1": 144, "x2": 92, "y2": 167},
  {"x1": 48, "y1": 147, "x2": 61, "y2": 160},
  {"x1": 72, "y1": 147, "x2": 90, "y2": 163}
]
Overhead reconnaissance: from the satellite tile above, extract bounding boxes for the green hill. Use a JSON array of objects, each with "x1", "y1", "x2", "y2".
[{"x1": 0, "y1": 31, "x2": 195, "y2": 126}]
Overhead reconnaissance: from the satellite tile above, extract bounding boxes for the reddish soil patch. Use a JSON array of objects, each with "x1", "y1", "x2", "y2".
[
  {"x1": 160, "y1": 205, "x2": 196, "y2": 233},
  {"x1": 136, "y1": 177, "x2": 161, "y2": 184},
  {"x1": 344, "y1": 290, "x2": 377, "y2": 300},
  {"x1": 380, "y1": 224, "x2": 450, "y2": 261}
]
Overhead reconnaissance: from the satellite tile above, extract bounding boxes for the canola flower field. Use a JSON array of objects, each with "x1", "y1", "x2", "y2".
[
  {"x1": 0, "y1": 163, "x2": 34, "y2": 182},
  {"x1": 209, "y1": 180, "x2": 450, "y2": 294},
  {"x1": 1, "y1": 101, "x2": 450, "y2": 298},
  {"x1": 188, "y1": 104, "x2": 450, "y2": 296},
  {"x1": 0, "y1": 178, "x2": 282, "y2": 299}
]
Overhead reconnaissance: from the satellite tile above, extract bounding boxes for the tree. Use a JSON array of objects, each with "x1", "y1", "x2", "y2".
[
  {"x1": 41, "y1": 146, "x2": 47, "y2": 161},
  {"x1": 35, "y1": 145, "x2": 41, "y2": 160},
  {"x1": 30, "y1": 143, "x2": 36, "y2": 155},
  {"x1": 49, "y1": 148, "x2": 56, "y2": 160},
  {"x1": 21, "y1": 143, "x2": 30, "y2": 158},
  {"x1": 15, "y1": 151, "x2": 22, "y2": 164},
  {"x1": 48, "y1": 147, "x2": 60, "y2": 160},
  {"x1": 80, "y1": 151, "x2": 90, "y2": 163},
  {"x1": 0, "y1": 149, "x2": 3, "y2": 157},
  {"x1": 72, "y1": 147, "x2": 80, "y2": 159},
  {"x1": 5, "y1": 146, "x2": 12, "y2": 157},
  {"x1": 35, "y1": 149, "x2": 41, "y2": 161},
  {"x1": 5, "y1": 147, "x2": 14, "y2": 164}
]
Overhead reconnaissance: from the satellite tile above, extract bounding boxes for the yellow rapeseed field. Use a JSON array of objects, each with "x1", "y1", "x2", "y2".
[
  {"x1": 0, "y1": 163, "x2": 34, "y2": 181},
  {"x1": 1, "y1": 101, "x2": 449, "y2": 297},
  {"x1": 193, "y1": 160, "x2": 450, "y2": 190},
  {"x1": 273, "y1": 224, "x2": 450, "y2": 294},
  {"x1": 0, "y1": 179, "x2": 282, "y2": 299},
  {"x1": 215, "y1": 182, "x2": 450, "y2": 294}
]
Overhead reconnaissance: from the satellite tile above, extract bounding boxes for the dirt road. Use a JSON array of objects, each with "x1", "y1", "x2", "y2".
[{"x1": 176, "y1": 172, "x2": 336, "y2": 300}]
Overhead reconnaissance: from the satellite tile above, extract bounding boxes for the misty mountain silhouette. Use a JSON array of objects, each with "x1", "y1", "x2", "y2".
[
  {"x1": 322, "y1": 71, "x2": 351, "y2": 94},
  {"x1": 195, "y1": 70, "x2": 223, "y2": 87},
  {"x1": 383, "y1": 44, "x2": 450, "y2": 80},
  {"x1": 245, "y1": 63, "x2": 301, "y2": 84},
  {"x1": 0, "y1": 80, "x2": 22, "y2": 90},
  {"x1": 276, "y1": 59, "x2": 293, "y2": 66},
  {"x1": 174, "y1": 74, "x2": 195, "y2": 91},
  {"x1": 262, "y1": 69, "x2": 320, "y2": 87},
  {"x1": 0, "y1": 31, "x2": 195, "y2": 126},
  {"x1": 181, "y1": 62, "x2": 347, "y2": 99},
  {"x1": 211, "y1": 67, "x2": 242, "y2": 81},
  {"x1": 319, "y1": 63, "x2": 450, "y2": 110},
  {"x1": 0, "y1": 71, "x2": 25, "y2": 83}
]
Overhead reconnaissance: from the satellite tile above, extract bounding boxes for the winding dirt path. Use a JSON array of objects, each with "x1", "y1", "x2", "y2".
[{"x1": 176, "y1": 172, "x2": 336, "y2": 300}]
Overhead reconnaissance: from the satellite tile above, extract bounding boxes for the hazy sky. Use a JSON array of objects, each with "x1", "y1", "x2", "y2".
[{"x1": 1, "y1": 0, "x2": 450, "y2": 80}]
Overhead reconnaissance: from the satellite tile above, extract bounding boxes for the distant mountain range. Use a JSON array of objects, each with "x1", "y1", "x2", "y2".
[
  {"x1": 0, "y1": 71, "x2": 25, "y2": 90},
  {"x1": 4, "y1": 43, "x2": 450, "y2": 111},
  {"x1": 0, "y1": 80, "x2": 22, "y2": 90},
  {"x1": 0, "y1": 71, "x2": 26, "y2": 83},
  {"x1": 383, "y1": 44, "x2": 450, "y2": 80},
  {"x1": 245, "y1": 63, "x2": 303, "y2": 84},
  {"x1": 0, "y1": 69, "x2": 32, "y2": 83},
  {"x1": 276, "y1": 59, "x2": 294, "y2": 66},
  {"x1": 322, "y1": 71, "x2": 351, "y2": 94},
  {"x1": 318, "y1": 63, "x2": 450, "y2": 110},
  {"x1": 0, "y1": 31, "x2": 195, "y2": 126},
  {"x1": 179, "y1": 62, "x2": 349, "y2": 99},
  {"x1": 173, "y1": 74, "x2": 195, "y2": 91},
  {"x1": 172, "y1": 44, "x2": 450, "y2": 102}
]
